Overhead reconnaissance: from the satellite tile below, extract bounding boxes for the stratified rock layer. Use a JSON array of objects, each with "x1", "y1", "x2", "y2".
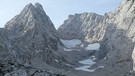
[
  {"x1": 0, "y1": 3, "x2": 75, "y2": 76},
  {"x1": 58, "y1": 13, "x2": 104, "y2": 42}
]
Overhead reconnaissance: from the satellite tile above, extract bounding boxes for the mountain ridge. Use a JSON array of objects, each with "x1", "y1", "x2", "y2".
[
  {"x1": 58, "y1": 0, "x2": 135, "y2": 75},
  {"x1": 1, "y1": 0, "x2": 135, "y2": 76},
  {"x1": 58, "y1": 12, "x2": 104, "y2": 42},
  {"x1": 0, "y1": 3, "x2": 77, "y2": 76}
]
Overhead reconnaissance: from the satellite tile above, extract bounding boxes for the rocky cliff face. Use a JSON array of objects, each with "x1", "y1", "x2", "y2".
[
  {"x1": 4, "y1": 3, "x2": 65, "y2": 66},
  {"x1": 2, "y1": 0, "x2": 135, "y2": 76},
  {"x1": 0, "y1": 3, "x2": 75, "y2": 76},
  {"x1": 58, "y1": 13, "x2": 104, "y2": 42},
  {"x1": 99, "y1": 0, "x2": 135, "y2": 71},
  {"x1": 58, "y1": 0, "x2": 135, "y2": 75},
  {"x1": 103, "y1": 0, "x2": 135, "y2": 74}
]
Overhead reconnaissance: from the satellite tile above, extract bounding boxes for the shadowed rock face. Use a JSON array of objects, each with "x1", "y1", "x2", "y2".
[{"x1": 0, "y1": 29, "x2": 13, "y2": 62}]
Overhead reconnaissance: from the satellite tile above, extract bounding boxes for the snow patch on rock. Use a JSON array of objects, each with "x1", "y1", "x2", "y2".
[
  {"x1": 75, "y1": 56, "x2": 97, "y2": 72},
  {"x1": 61, "y1": 39, "x2": 81, "y2": 48},
  {"x1": 80, "y1": 44, "x2": 84, "y2": 48},
  {"x1": 64, "y1": 48, "x2": 73, "y2": 51},
  {"x1": 85, "y1": 43, "x2": 100, "y2": 50},
  {"x1": 75, "y1": 66, "x2": 95, "y2": 72},
  {"x1": 54, "y1": 59, "x2": 59, "y2": 62},
  {"x1": 79, "y1": 59, "x2": 96, "y2": 65}
]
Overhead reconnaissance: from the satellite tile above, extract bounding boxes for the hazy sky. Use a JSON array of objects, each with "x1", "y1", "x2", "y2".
[{"x1": 0, "y1": 0, "x2": 122, "y2": 29}]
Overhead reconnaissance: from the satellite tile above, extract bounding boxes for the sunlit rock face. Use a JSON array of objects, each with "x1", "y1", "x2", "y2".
[
  {"x1": 100, "y1": 0, "x2": 135, "y2": 69},
  {"x1": 58, "y1": 12, "x2": 104, "y2": 42},
  {"x1": 4, "y1": 3, "x2": 64, "y2": 65},
  {"x1": 132, "y1": 46, "x2": 135, "y2": 71},
  {"x1": 0, "y1": 3, "x2": 75, "y2": 76},
  {"x1": 94, "y1": 0, "x2": 135, "y2": 75},
  {"x1": 1, "y1": 0, "x2": 135, "y2": 76}
]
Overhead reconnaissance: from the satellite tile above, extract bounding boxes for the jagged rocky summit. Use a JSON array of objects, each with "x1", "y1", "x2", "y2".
[
  {"x1": 1, "y1": 0, "x2": 135, "y2": 76},
  {"x1": 0, "y1": 3, "x2": 76, "y2": 76},
  {"x1": 58, "y1": 12, "x2": 104, "y2": 42}
]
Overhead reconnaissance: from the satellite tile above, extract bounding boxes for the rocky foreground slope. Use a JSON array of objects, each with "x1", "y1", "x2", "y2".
[{"x1": 58, "y1": 0, "x2": 135, "y2": 76}]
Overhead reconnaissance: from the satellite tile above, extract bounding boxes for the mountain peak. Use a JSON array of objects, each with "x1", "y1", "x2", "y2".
[
  {"x1": 24, "y1": 3, "x2": 43, "y2": 9},
  {"x1": 34, "y1": 3, "x2": 44, "y2": 11},
  {"x1": 5, "y1": 2, "x2": 54, "y2": 33},
  {"x1": 24, "y1": 3, "x2": 35, "y2": 10},
  {"x1": 20, "y1": 3, "x2": 44, "y2": 15}
]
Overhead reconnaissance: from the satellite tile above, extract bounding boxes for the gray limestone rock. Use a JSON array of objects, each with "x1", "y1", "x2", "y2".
[
  {"x1": 2, "y1": 0, "x2": 135, "y2": 76},
  {"x1": 4, "y1": 3, "x2": 72, "y2": 68},
  {"x1": 95, "y1": 0, "x2": 135, "y2": 75},
  {"x1": 58, "y1": 12, "x2": 104, "y2": 42},
  {"x1": 0, "y1": 3, "x2": 76, "y2": 76},
  {"x1": 57, "y1": 0, "x2": 135, "y2": 75}
]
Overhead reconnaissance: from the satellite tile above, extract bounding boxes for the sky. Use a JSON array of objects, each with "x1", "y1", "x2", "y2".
[{"x1": 0, "y1": 0, "x2": 123, "y2": 29}]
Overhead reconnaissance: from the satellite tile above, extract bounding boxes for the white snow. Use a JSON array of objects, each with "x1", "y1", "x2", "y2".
[
  {"x1": 79, "y1": 59, "x2": 96, "y2": 65},
  {"x1": 75, "y1": 65, "x2": 104, "y2": 72},
  {"x1": 85, "y1": 43, "x2": 100, "y2": 50},
  {"x1": 75, "y1": 56, "x2": 97, "y2": 72},
  {"x1": 90, "y1": 55, "x2": 96, "y2": 61},
  {"x1": 24, "y1": 31, "x2": 27, "y2": 33},
  {"x1": 75, "y1": 66, "x2": 95, "y2": 72},
  {"x1": 64, "y1": 48, "x2": 82, "y2": 51},
  {"x1": 66, "y1": 64, "x2": 71, "y2": 66},
  {"x1": 104, "y1": 57, "x2": 107, "y2": 59},
  {"x1": 80, "y1": 44, "x2": 84, "y2": 48},
  {"x1": 54, "y1": 59, "x2": 59, "y2": 62},
  {"x1": 61, "y1": 39, "x2": 81, "y2": 48},
  {"x1": 98, "y1": 66, "x2": 104, "y2": 68},
  {"x1": 64, "y1": 48, "x2": 73, "y2": 51}
]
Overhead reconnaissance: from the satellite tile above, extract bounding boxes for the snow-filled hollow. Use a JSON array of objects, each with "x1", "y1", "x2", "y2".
[
  {"x1": 75, "y1": 56, "x2": 98, "y2": 72},
  {"x1": 85, "y1": 43, "x2": 100, "y2": 50},
  {"x1": 60, "y1": 39, "x2": 81, "y2": 48},
  {"x1": 75, "y1": 65, "x2": 104, "y2": 72},
  {"x1": 64, "y1": 48, "x2": 73, "y2": 51},
  {"x1": 75, "y1": 66, "x2": 95, "y2": 72},
  {"x1": 79, "y1": 59, "x2": 96, "y2": 65}
]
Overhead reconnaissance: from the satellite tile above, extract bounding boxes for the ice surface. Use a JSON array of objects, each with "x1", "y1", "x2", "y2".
[
  {"x1": 90, "y1": 55, "x2": 96, "y2": 61},
  {"x1": 80, "y1": 44, "x2": 84, "y2": 48},
  {"x1": 64, "y1": 48, "x2": 73, "y2": 51},
  {"x1": 85, "y1": 43, "x2": 100, "y2": 50},
  {"x1": 75, "y1": 66, "x2": 95, "y2": 72},
  {"x1": 61, "y1": 39, "x2": 81, "y2": 48},
  {"x1": 54, "y1": 59, "x2": 59, "y2": 62},
  {"x1": 98, "y1": 66, "x2": 104, "y2": 68},
  {"x1": 66, "y1": 64, "x2": 71, "y2": 66},
  {"x1": 75, "y1": 56, "x2": 98, "y2": 72},
  {"x1": 75, "y1": 65, "x2": 104, "y2": 72},
  {"x1": 79, "y1": 59, "x2": 96, "y2": 65}
]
